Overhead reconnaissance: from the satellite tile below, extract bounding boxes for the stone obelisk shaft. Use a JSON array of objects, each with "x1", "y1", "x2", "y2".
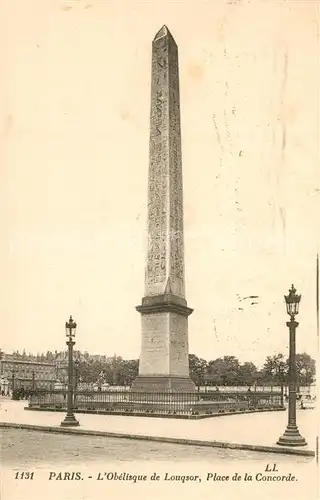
[
  {"x1": 145, "y1": 25, "x2": 185, "y2": 299},
  {"x1": 132, "y1": 26, "x2": 195, "y2": 393}
]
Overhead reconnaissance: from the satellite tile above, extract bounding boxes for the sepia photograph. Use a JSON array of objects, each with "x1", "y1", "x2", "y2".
[{"x1": 1, "y1": 0, "x2": 319, "y2": 499}]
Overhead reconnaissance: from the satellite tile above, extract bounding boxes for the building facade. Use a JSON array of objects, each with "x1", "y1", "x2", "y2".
[{"x1": 0, "y1": 353, "x2": 56, "y2": 391}]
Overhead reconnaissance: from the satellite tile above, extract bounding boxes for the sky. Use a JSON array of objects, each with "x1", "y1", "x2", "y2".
[{"x1": 1, "y1": 0, "x2": 319, "y2": 367}]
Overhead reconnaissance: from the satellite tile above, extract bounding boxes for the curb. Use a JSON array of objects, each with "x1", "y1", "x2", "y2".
[
  {"x1": 0, "y1": 421, "x2": 315, "y2": 458},
  {"x1": 24, "y1": 406, "x2": 286, "y2": 420}
]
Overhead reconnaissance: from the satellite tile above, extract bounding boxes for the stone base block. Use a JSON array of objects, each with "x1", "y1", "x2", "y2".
[{"x1": 131, "y1": 375, "x2": 196, "y2": 393}]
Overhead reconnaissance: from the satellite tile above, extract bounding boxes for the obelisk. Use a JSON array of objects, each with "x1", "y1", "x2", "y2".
[{"x1": 132, "y1": 26, "x2": 195, "y2": 392}]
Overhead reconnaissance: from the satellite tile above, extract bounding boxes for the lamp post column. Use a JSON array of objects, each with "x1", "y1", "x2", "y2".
[
  {"x1": 277, "y1": 285, "x2": 306, "y2": 447},
  {"x1": 11, "y1": 372, "x2": 15, "y2": 399},
  {"x1": 280, "y1": 380, "x2": 284, "y2": 408},
  {"x1": 74, "y1": 359, "x2": 80, "y2": 407},
  {"x1": 288, "y1": 319, "x2": 297, "y2": 428},
  {"x1": 278, "y1": 366, "x2": 285, "y2": 408},
  {"x1": 61, "y1": 316, "x2": 79, "y2": 427}
]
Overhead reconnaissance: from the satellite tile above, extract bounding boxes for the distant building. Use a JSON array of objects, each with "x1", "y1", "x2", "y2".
[
  {"x1": 0, "y1": 353, "x2": 56, "y2": 391},
  {"x1": 91, "y1": 354, "x2": 107, "y2": 363}
]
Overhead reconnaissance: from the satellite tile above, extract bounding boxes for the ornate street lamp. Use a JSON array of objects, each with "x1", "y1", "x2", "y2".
[
  {"x1": 277, "y1": 285, "x2": 306, "y2": 446},
  {"x1": 32, "y1": 370, "x2": 35, "y2": 391},
  {"x1": 61, "y1": 316, "x2": 79, "y2": 427}
]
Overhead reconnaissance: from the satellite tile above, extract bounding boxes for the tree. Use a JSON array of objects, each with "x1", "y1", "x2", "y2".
[
  {"x1": 78, "y1": 359, "x2": 102, "y2": 383},
  {"x1": 118, "y1": 359, "x2": 139, "y2": 386},
  {"x1": 189, "y1": 354, "x2": 208, "y2": 386},
  {"x1": 262, "y1": 353, "x2": 288, "y2": 386},
  {"x1": 296, "y1": 353, "x2": 316, "y2": 386},
  {"x1": 45, "y1": 351, "x2": 55, "y2": 362},
  {"x1": 207, "y1": 356, "x2": 241, "y2": 386},
  {"x1": 76, "y1": 355, "x2": 139, "y2": 386},
  {"x1": 237, "y1": 362, "x2": 258, "y2": 386}
]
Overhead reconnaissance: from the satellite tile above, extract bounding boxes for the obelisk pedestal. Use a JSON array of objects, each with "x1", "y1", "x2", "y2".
[{"x1": 132, "y1": 26, "x2": 195, "y2": 392}]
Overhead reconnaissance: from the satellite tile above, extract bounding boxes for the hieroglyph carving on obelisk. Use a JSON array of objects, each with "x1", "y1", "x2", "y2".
[{"x1": 146, "y1": 25, "x2": 185, "y2": 299}]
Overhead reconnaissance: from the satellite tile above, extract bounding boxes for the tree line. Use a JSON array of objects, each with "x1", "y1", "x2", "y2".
[
  {"x1": 188, "y1": 352, "x2": 315, "y2": 387},
  {"x1": 6, "y1": 350, "x2": 316, "y2": 387}
]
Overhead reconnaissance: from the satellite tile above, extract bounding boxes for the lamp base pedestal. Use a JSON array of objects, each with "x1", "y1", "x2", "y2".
[
  {"x1": 277, "y1": 425, "x2": 307, "y2": 447},
  {"x1": 60, "y1": 412, "x2": 79, "y2": 427}
]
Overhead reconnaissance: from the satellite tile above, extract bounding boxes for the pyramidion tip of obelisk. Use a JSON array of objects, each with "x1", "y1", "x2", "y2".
[{"x1": 154, "y1": 25, "x2": 173, "y2": 41}]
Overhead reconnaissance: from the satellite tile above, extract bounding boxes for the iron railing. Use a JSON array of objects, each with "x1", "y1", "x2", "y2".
[{"x1": 28, "y1": 389, "x2": 283, "y2": 416}]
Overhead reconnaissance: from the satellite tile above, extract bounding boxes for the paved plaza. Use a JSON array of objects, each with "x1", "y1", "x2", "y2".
[
  {"x1": 1, "y1": 398, "x2": 318, "y2": 500},
  {"x1": 0, "y1": 399, "x2": 316, "y2": 456},
  {"x1": 2, "y1": 427, "x2": 313, "y2": 467}
]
